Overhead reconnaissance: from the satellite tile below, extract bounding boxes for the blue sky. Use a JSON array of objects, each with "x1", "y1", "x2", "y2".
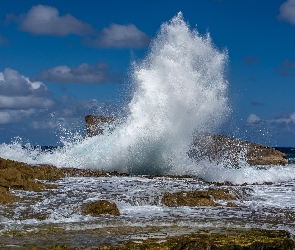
[{"x1": 0, "y1": 0, "x2": 295, "y2": 146}]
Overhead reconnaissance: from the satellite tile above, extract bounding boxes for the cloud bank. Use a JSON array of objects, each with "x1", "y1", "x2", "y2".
[
  {"x1": 0, "y1": 68, "x2": 55, "y2": 124},
  {"x1": 36, "y1": 63, "x2": 122, "y2": 83},
  {"x1": 0, "y1": 68, "x2": 117, "y2": 144}
]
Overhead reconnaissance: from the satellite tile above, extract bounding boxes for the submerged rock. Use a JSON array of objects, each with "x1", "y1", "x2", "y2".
[
  {"x1": 162, "y1": 188, "x2": 236, "y2": 207},
  {"x1": 190, "y1": 134, "x2": 288, "y2": 167},
  {"x1": 82, "y1": 200, "x2": 120, "y2": 216}
]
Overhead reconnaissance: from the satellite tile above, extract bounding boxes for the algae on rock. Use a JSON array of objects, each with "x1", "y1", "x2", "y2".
[
  {"x1": 82, "y1": 200, "x2": 120, "y2": 216},
  {"x1": 162, "y1": 188, "x2": 236, "y2": 207}
]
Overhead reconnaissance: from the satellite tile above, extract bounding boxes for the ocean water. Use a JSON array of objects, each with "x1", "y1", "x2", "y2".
[{"x1": 0, "y1": 13, "x2": 295, "y2": 245}]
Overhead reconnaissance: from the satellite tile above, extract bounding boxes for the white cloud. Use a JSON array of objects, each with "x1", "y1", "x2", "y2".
[
  {"x1": 86, "y1": 23, "x2": 150, "y2": 48},
  {"x1": 0, "y1": 96, "x2": 54, "y2": 109},
  {"x1": 0, "y1": 109, "x2": 35, "y2": 124},
  {"x1": 36, "y1": 63, "x2": 122, "y2": 83},
  {"x1": 246, "y1": 114, "x2": 261, "y2": 124},
  {"x1": 0, "y1": 68, "x2": 55, "y2": 110},
  {"x1": 6, "y1": 5, "x2": 149, "y2": 48},
  {"x1": 290, "y1": 112, "x2": 295, "y2": 122},
  {"x1": 17, "y1": 5, "x2": 95, "y2": 36},
  {"x1": 278, "y1": 0, "x2": 295, "y2": 25}
]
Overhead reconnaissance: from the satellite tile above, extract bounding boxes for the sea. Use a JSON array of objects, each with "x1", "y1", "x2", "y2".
[{"x1": 1, "y1": 13, "x2": 295, "y2": 247}]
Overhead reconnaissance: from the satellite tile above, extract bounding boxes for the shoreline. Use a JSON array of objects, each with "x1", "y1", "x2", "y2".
[{"x1": 1, "y1": 157, "x2": 295, "y2": 249}]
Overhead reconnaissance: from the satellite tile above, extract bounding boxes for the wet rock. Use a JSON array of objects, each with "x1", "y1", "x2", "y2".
[
  {"x1": 61, "y1": 168, "x2": 129, "y2": 177},
  {"x1": 4, "y1": 227, "x2": 295, "y2": 250},
  {"x1": 82, "y1": 200, "x2": 120, "y2": 216},
  {"x1": 84, "y1": 116, "x2": 287, "y2": 167},
  {"x1": 101, "y1": 229, "x2": 295, "y2": 250},
  {"x1": 0, "y1": 186, "x2": 20, "y2": 204},
  {"x1": 0, "y1": 157, "x2": 64, "y2": 204},
  {"x1": 85, "y1": 114, "x2": 115, "y2": 137},
  {"x1": 190, "y1": 133, "x2": 288, "y2": 167},
  {"x1": 162, "y1": 188, "x2": 235, "y2": 207}
]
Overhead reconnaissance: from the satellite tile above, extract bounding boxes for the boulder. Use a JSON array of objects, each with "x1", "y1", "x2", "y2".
[
  {"x1": 189, "y1": 133, "x2": 288, "y2": 167},
  {"x1": 85, "y1": 115, "x2": 115, "y2": 137},
  {"x1": 162, "y1": 188, "x2": 236, "y2": 207},
  {"x1": 82, "y1": 200, "x2": 120, "y2": 216}
]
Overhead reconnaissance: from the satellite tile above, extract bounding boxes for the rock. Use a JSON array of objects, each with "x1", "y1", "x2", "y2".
[
  {"x1": 82, "y1": 200, "x2": 120, "y2": 216},
  {"x1": 0, "y1": 157, "x2": 64, "y2": 204},
  {"x1": 84, "y1": 116, "x2": 287, "y2": 167},
  {"x1": 101, "y1": 228, "x2": 295, "y2": 250},
  {"x1": 85, "y1": 115, "x2": 115, "y2": 137},
  {"x1": 61, "y1": 168, "x2": 129, "y2": 177},
  {"x1": 84, "y1": 116, "x2": 287, "y2": 166},
  {"x1": 0, "y1": 186, "x2": 20, "y2": 204},
  {"x1": 162, "y1": 188, "x2": 236, "y2": 207},
  {"x1": 190, "y1": 133, "x2": 288, "y2": 167}
]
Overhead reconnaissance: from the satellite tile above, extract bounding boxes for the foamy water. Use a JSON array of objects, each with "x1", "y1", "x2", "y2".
[{"x1": 1, "y1": 176, "x2": 295, "y2": 238}]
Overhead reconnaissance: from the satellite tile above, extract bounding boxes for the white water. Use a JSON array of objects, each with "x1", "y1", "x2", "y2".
[
  {"x1": 1, "y1": 176, "x2": 295, "y2": 239},
  {"x1": 1, "y1": 13, "x2": 295, "y2": 185},
  {"x1": 1, "y1": 13, "x2": 229, "y2": 171}
]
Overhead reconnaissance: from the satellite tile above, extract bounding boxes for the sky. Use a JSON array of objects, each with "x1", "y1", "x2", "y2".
[{"x1": 0, "y1": 0, "x2": 295, "y2": 147}]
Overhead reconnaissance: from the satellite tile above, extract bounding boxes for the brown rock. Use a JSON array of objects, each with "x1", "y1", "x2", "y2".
[
  {"x1": 162, "y1": 188, "x2": 235, "y2": 207},
  {"x1": 82, "y1": 200, "x2": 120, "y2": 216},
  {"x1": 190, "y1": 133, "x2": 288, "y2": 167},
  {"x1": 101, "y1": 229, "x2": 294, "y2": 250},
  {"x1": 85, "y1": 115, "x2": 115, "y2": 137},
  {"x1": 0, "y1": 186, "x2": 20, "y2": 204},
  {"x1": 0, "y1": 157, "x2": 64, "y2": 204}
]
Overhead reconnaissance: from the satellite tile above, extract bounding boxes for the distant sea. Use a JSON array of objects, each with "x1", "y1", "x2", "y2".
[{"x1": 275, "y1": 147, "x2": 295, "y2": 164}]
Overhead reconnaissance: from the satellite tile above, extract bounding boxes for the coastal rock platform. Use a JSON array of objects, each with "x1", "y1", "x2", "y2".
[
  {"x1": 0, "y1": 156, "x2": 294, "y2": 249},
  {"x1": 1, "y1": 227, "x2": 294, "y2": 249}
]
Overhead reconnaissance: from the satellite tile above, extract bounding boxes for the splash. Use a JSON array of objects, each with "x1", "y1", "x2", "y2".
[
  {"x1": 32, "y1": 12, "x2": 228, "y2": 174},
  {"x1": 1, "y1": 13, "x2": 230, "y2": 174}
]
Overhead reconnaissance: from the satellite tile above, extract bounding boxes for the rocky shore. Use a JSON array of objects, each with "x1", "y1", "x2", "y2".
[
  {"x1": 0, "y1": 155, "x2": 294, "y2": 249},
  {"x1": 85, "y1": 115, "x2": 288, "y2": 167},
  {"x1": 0, "y1": 121, "x2": 292, "y2": 249},
  {"x1": 4, "y1": 228, "x2": 294, "y2": 249},
  {"x1": 191, "y1": 133, "x2": 288, "y2": 166}
]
